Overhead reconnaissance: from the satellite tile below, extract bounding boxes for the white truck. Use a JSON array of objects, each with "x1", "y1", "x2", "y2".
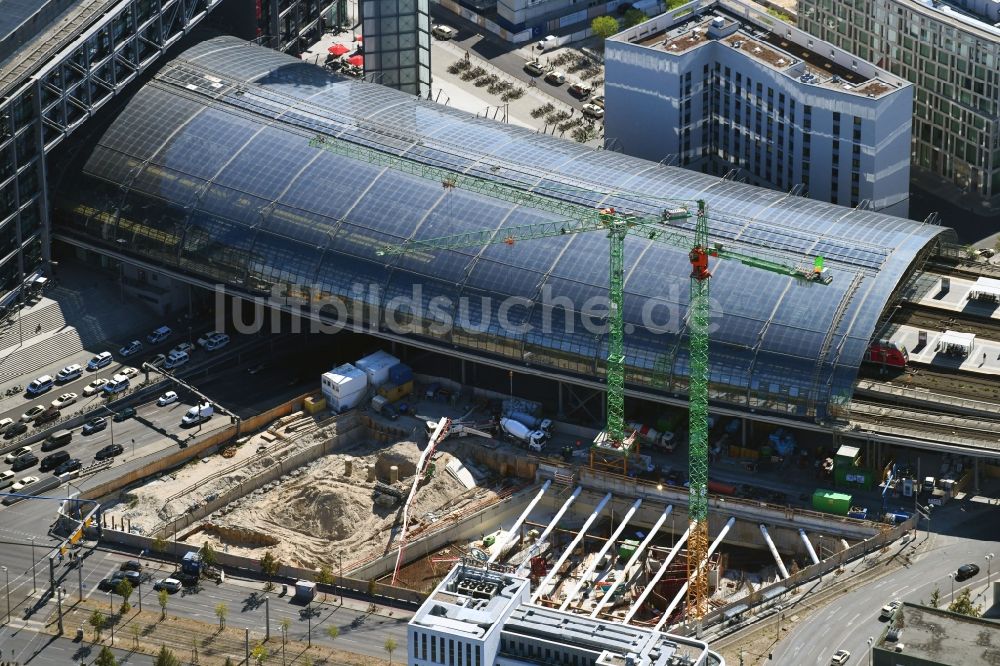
[
  {"x1": 627, "y1": 421, "x2": 676, "y2": 452},
  {"x1": 500, "y1": 417, "x2": 546, "y2": 452},
  {"x1": 181, "y1": 402, "x2": 214, "y2": 427},
  {"x1": 508, "y1": 411, "x2": 553, "y2": 439}
]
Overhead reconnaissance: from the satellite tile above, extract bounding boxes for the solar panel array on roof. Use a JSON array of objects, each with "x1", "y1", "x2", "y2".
[{"x1": 54, "y1": 35, "x2": 952, "y2": 421}]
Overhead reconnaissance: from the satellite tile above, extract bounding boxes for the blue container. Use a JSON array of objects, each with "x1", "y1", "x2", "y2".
[{"x1": 388, "y1": 363, "x2": 413, "y2": 384}]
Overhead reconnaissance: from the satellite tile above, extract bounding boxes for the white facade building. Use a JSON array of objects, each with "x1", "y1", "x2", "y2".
[
  {"x1": 604, "y1": 0, "x2": 913, "y2": 216},
  {"x1": 409, "y1": 560, "x2": 721, "y2": 666}
]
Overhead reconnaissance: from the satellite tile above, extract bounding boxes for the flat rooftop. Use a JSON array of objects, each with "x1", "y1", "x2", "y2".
[
  {"x1": 619, "y1": 1, "x2": 906, "y2": 98},
  {"x1": 0, "y1": 0, "x2": 115, "y2": 100},
  {"x1": 906, "y1": 0, "x2": 1000, "y2": 40},
  {"x1": 876, "y1": 603, "x2": 1000, "y2": 664},
  {"x1": 412, "y1": 561, "x2": 530, "y2": 638}
]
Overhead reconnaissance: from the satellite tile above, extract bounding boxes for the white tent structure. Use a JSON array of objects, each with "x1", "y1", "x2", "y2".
[{"x1": 936, "y1": 330, "x2": 976, "y2": 358}]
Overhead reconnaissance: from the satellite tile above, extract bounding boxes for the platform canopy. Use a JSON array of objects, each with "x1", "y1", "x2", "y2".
[
  {"x1": 938, "y1": 330, "x2": 975, "y2": 353},
  {"x1": 970, "y1": 276, "x2": 1000, "y2": 300}
]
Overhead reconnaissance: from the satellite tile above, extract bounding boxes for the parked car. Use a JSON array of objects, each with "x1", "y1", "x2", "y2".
[
  {"x1": 95, "y1": 443, "x2": 124, "y2": 460},
  {"x1": 20, "y1": 405, "x2": 45, "y2": 423},
  {"x1": 83, "y1": 378, "x2": 109, "y2": 396},
  {"x1": 197, "y1": 331, "x2": 223, "y2": 348},
  {"x1": 53, "y1": 458, "x2": 82, "y2": 475},
  {"x1": 153, "y1": 577, "x2": 182, "y2": 593},
  {"x1": 147, "y1": 326, "x2": 172, "y2": 344},
  {"x1": 121, "y1": 570, "x2": 141, "y2": 586},
  {"x1": 11, "y1": 475, "x2": 39, "y2": 492},
  {"x1": 119, "y1": 366, "x2": 139, "y2": 379},
  {"x1": 6, "y1": 446, "x2": 32, "y2": 463},
  {"x1": 39, "y1": 451, "x2": 70, "y2": 472},
  {"x1": 82, "y1": 417, "x2": 108, "y2": 435},
  {"x1": 56, "y1": 364, "x2": 83, "y2": 382},
  {"x1": 11, "y1": 453, "x2": 38, "y2": 472},
  {"x1": 4, "y1": 422, "x2": 27, "y2": 439},
  {"x1": 157, "y1": 391, "x2": 179, "y2": 406},
  {"x1": 87, "y1": 351, "x2": 113, "y2": 371},
  {"x1": 119, "y1": 340, "x2": 143, "y2": 357},
  {"x1": 120, "y1": 560, "x2": 143, "y2": 572},
  {"x1": 113, "y1": 407, "x2": 136, "y2": 422},
  {"x1": 880, "y1": 600, "x2": 901, "y2": 620},
  {"x1": 956, "y1": 563, "x2": 980, "y2": 581},
  {"x1": 164, "y1": 351, "x2": 189, "y2": 369},
  {"x1": 0, "y1": 418, "x2": 12, "y2": 433},
  {"x1": 33, "y1": 406, "x2": 60, "y2": 426},
  {"x1": 830, "y1": 650, "x2": 851, "y2": 665},
  {"x1": 170, "y1": 342, "x2": 195, "y2": 356},
  {"x1": 524, "y1": 60, "x2": 547, "y2": 76},
  {"x1": 431, "y1": 24, "x2": 457, "y2": 40},
  {"x1": 0, "y1": 470, "x2": 14, "y2": 487},
  {"x1": 98, "y1": 573, "x2": 125, "y2": 591},
  {"x1": 147, "y1": 353, "x2": 167, "y2": 368},
  {"x1": 568, "y1": 82, "x2": 592, "y2": 98},
  {"x1": 582, "y1": 103, "x2": 605, "y2": 119},
  {"x1": 204, "y1": 334, "x2": 230, "y2": 351},
  {"x1": 103, "y1": 375, "x2": 130, "y2": 396},
  {"x1": 25, "y1": 375, "x2": 54, "y2": 396},
  {"x1": 544, "y1": 70, "x2": 566, "y2": 85},
  {"x1": 50, "y1": 392, "x2": 78, "y2": 409},
  {"x1": 591, "y1": 95, "x2": 605, "y2": 108}
]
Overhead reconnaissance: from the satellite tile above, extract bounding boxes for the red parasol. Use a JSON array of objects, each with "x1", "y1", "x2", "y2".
[
  {"x1": 347, "y1": 55, "x2": 364, "y2": 67},
  {"x1": 355, "y1": 33, "x2": 363, "y2": 41},
  {"x1": 327, "y1": 43, "x2": 350, "y2": 56}
]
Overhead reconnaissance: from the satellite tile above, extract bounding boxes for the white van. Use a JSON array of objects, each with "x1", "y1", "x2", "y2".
[
  {"x1": 164, "y1": 351, "x2": 189, "y2": 369},
  {"x1": 147, "y1": 326, "x2": 172, "y2": 344},
  {"x1": 181, "y1": 402, "x2": 214, "y2": 426},
  {"x1": 103, "y1": 374, "x2": 130, "y2": 395},
  {"x1": 26, "y1": 375, "x2": 54, "y2": 396},
  {"x1": 204, "y1": 334, "x2": 230, "y2": 351}
]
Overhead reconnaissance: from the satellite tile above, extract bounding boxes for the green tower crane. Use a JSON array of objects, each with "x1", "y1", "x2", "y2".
[{"x1": 309, "y1": 132, "x2": 832, "y2": 619}]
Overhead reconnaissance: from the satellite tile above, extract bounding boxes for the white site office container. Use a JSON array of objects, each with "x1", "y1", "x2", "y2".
[
  {"x1": 321, "y1": 363, "x2": 368, "y2": 412},
  {"x1": 355, "y1": 350, "x2": 399, "y2": 388}
]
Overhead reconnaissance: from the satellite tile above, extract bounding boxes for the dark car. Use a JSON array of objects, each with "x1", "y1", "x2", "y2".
[
  {"x1": 41, "y1": 430, "x2": 72, "y2": 451},
  {"x1": 120, "y1": 560, "x2": 143, "y2": 573},
  {"x1": 82, "y1": 417, "x2": 108, "y2": 435},
  {"x1": 98, "y1": 573, "x2": 125, "y2": 591},
  {"x1": 956, "y1": 563, "x2": 980, "y2": 581},
  {"x1": 121, "y1": 570, "x2": 141, "y2": 586},
  {"x1": 112, "y1": 407, "x2": 136, "y2": 422},
  {"x1": 53, "y1": 458, "x2": 82, "y2": 475},
  {"x1": 3, "y1": 422, "x2": 27, "y2": 439},
  {"x1": 95, "y1": 443, "x2": 124, "y2": 460},
  {"x1": 33, "y1": 407, "x2": 60, "y2": 427},
  {"x1": 11, "y1": 453, "x2": 38, "y2": 472},
  {"x1": 174, "y1": 571, "x2": 200, "y2": 587},
  {"x1": 39, "y1": 450, "x2": 70, "y2": 472}
]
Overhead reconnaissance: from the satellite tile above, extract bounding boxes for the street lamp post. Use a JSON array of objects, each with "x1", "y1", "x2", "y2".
[
  {"x1": 2, "y1": 566, "x2": 9, "y2": 624},
  {"x1": 986, "y1": 553, "x2": 995, "y2": 589},
  {"x1": 948, "y1": 573, "x2": 955, "y2": 601},
  {"x1": 867, "y1": 637, "x2": 874, "y2": 666},
  {"x1": 30, "y1": 536, "x2": 36, "y2": 592}
]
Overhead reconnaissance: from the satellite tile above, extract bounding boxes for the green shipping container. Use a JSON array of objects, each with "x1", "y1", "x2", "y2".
[
  {"x1": 618, "y1": 539, "x2": 640, "y2": 561},
  {"x1": 834, "y1": 465, "x2": 874, "y2": 490},
  {"x1": 812, "y1": 489, "x2": 852, "y2": 516}
]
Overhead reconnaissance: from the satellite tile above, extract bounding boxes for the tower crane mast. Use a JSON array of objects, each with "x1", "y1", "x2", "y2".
[{"x1": 310, "y1": 132, "x2": 831, "y2": 621}]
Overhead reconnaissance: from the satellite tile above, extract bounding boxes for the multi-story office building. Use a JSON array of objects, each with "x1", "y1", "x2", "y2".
[
  {"x1": 409, "y1": 560, "x2": 719, "y2": 666},
  {"x1": 604, "y1": 0, "x2": 913, "y2": 216},
  {"x1": 361, "y1": 0, "x2": 431, "y2": 96},
  {"x1": 798, "y1": 0, "x2": 1000, "y2": 208}
]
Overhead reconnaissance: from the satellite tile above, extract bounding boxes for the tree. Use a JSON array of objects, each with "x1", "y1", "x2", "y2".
[
  {"x1": 948, "y1": 588, "x2": 983, "y2": 617},
  {"x1": 158, "y1": 589, "x2": 169, "y2": 619},
  {"x1": 261, "y1": 551, "x2": 279, "y2": 592},
  {"x1": 666, "y1": 0, "x2": 689, "y2": 8},
  {"x1": 115, "y1": 579, "x2": 134, "y2": 614},
  {"x1": 279, "y1": 617, "x2": 291, "y2": 664},
  {"x1": 326, "y1": 625, "x2": 340, "y2": 642},
  {"x1": 317, "y1": 564, "x2": 334, "y2": 602},
  {"x1": 95, "y1": 646, "x2": 118, "y2": 666},
  {"x1": 152, "y1": 535, "x2": 168, "y2": 554},
  {"x1": 251, "y1": 643, "x2": 269, "y2": 665},
  {"x1": 154, "y1": 645, "x2": 182, "y2": 666},
  {"x1": 591, "y1": 16, "x2": 619, "y2": 41},
  {"x1": 929, "y1": 586, "x2": 941, "y2": 609},
  {"x1": 623, "y1": 8, "x2": 647, "y2": 27},
  {"x1": 384, "y1": 637, "x2": 397, "y2": 664},
  {"x1": 215, "y1": 602, "x2": 228, "y2": 630},
  {"x1": 200, "y1": 542, "x2": 218, "y2": 569},
  {"x1": 89, "y1": 610, "x2": 106, "y2": 642}
]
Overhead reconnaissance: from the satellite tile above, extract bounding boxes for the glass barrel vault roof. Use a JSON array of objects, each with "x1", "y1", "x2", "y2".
[{"x1": 55, "y1": 36, "x2": 950, "y2": 422}]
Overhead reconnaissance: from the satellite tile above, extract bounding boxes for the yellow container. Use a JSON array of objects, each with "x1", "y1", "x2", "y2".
[
  {"x1": 303, "y1": 395, "x2": 327, "y2": 414},
  {"x1": 378, "y1": 380, "x2": 413, "y2": 403}
]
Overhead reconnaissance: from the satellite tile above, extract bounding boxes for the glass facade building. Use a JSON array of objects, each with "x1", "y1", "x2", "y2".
[
  {"x1": 360, "y1": 0, "x2": 431, "y2": 96},
  {"x1": 799, "y1": 0, "x2": 1000, "y2": 206},
  {"x1": 54, "y1": 36, "x2": 951, "y2": 422}
]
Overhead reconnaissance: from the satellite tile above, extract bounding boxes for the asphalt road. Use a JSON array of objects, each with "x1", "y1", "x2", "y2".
[
  {"x1": 0, "y1": 624, "x2": 151, "y2": 665},
  {"x1": 767, "y1": 498, "x2": 1000, "y2": 665}
]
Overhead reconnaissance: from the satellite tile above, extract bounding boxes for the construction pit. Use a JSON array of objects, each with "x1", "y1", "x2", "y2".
[
  {"x1": 101, "y1": 408, "x2": 523, "y2": 570},
  {"x1": 101, "y1": 404, "x2": 894, "y2": 629}
]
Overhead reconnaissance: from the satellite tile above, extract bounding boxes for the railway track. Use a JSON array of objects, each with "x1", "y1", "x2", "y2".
[
  {"x1": 849, "y1": 400, "x2": 1000, "y2": 448},
  {"x1": 895, "y1": 302, "x2": 1000, "y2": 339},
  {"x1": 924, "y1": 258, "x2": 1000, "y2": 281}
]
